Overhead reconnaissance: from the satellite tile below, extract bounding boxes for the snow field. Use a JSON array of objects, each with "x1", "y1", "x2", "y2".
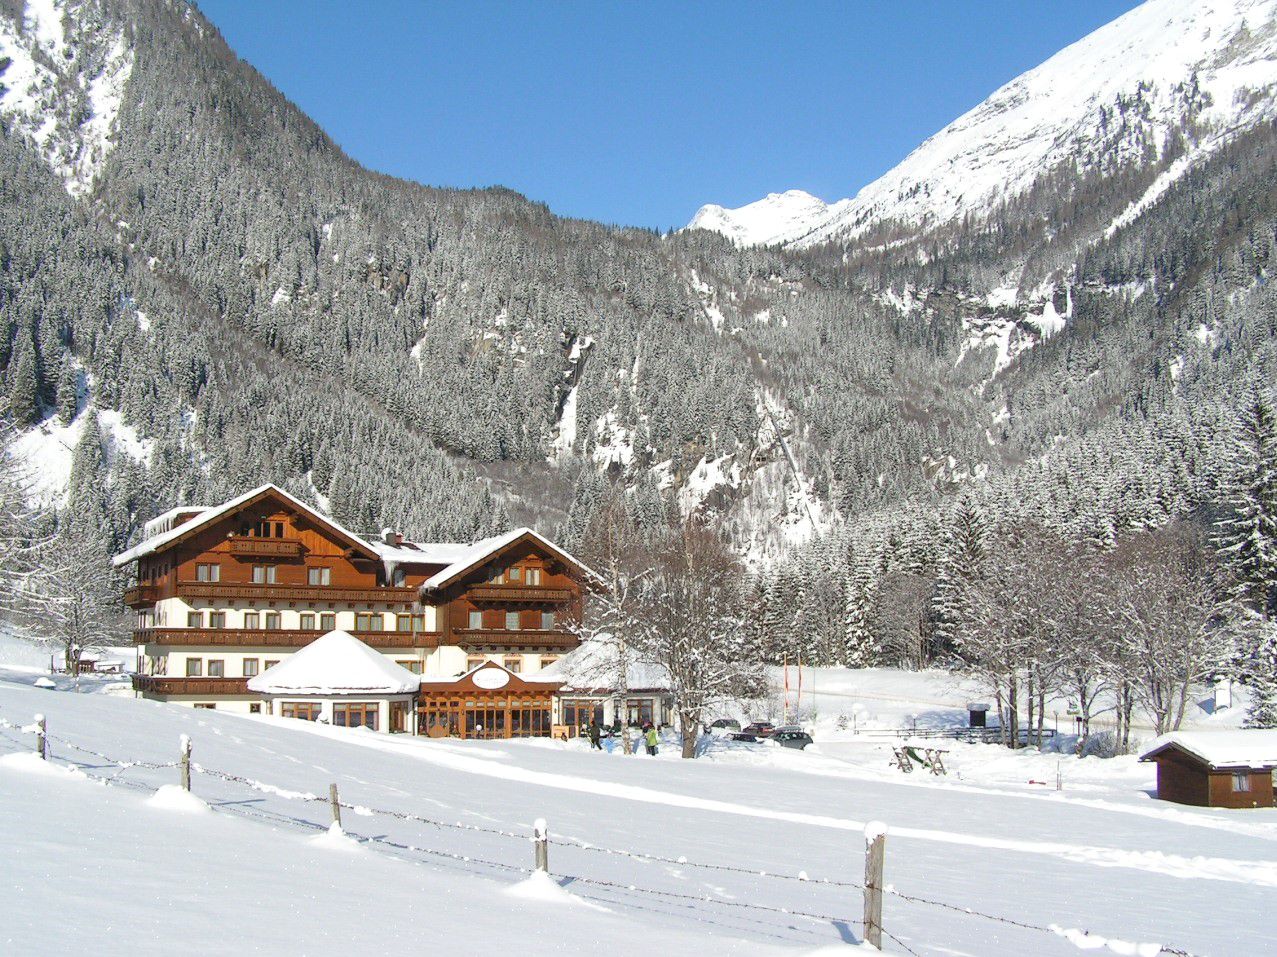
[{"x1": 1, "y1": 678, "x2": 1273, "y2": 955}]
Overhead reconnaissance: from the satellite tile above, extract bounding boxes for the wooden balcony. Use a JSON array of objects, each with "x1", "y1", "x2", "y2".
[
  {"x1": 133, "y1": 628, "x2": 436, "y2": 649},
  {"x1": 132, "y1": 675, "x2": 252, "y2": 696},
  {"x1": 227, "y1": 537, "x2": 305, "y2": 558},
  {"x1": 175, "y1": 582, "x2": 419, "y2": 604},
  {"x1": 467, "y1": 585, "x2": 574, "y2": 603},
  {"x1": 453, "y1": 629, "x2": 580, "y2": 649},
  {"x1": 123, "y1": 584, "x2": 160, "y2": 608}
]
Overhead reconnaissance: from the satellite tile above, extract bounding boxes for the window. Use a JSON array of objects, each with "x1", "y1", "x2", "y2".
[
  {"x1": 503, "y1": 655, "x2": 522, "y2": 673},
  {"x1": 468, "y1": 610, "x2": 483, "y2": 630},
  {"x1": 509, "y1": 566, "x2": 522, "y2": 582},
  {"x1": 505, "y1": 611, "x2": 520, "y2": 630},
  {"x1": 196, "y1": 563, "x2": 220, "y2": 582},
  {"x1": 626, "y1": 699, "x2": 655, "y2": 727},
  {"x1": 541, "y1": 656, "x2": 560, "y2": 668},
  {"x1": 193, "y1": 703, "x2": 216, "y2": 710},
  {"x1": 320, "y1": 613, "x2": 336, "y2": 632},
  {"x1": 397, "y1": 614, "x2": 413, "y2": 632},
  {"x1": 525, "y1": 568, "x2": 542, "y2": 586},
  {"x1": 207, "y1": 659, "x2": 225, "y2": 678},
  {"x1": 541, "y1": 611, "x2": 556, "y2": 631},
  {"x1": 264, "y1": 612, "x2": 281, "y2": 630},
  {"x1": 356, "y1": 612, "x2": 383, "y2": 631},
  {"x1": 393, "y1": 568, "x2": 406, "y2": 586},
  {"x1": 396, "y1": 660, "x2": 423, "y2": 674},
  {"x1": 308, "y1": 567, "x2": 331, "y2": 586},
  {"x1": 281, "y1": 701, "x2": 321, "y2": 721},
  {"x1": 185, "y1": 658, "x2": 203, "y2": 677},
  {"x1": 243, "y1": 658, "x2": 259, "y2": 677},
  {"x1": 488, "y1": 567, "x2": 504, "y2": 585},
  {"x1": 300, "y1": 613, "x2": 316, "y2": 630},
  {"x1": 265, "y1": 659, "x2": 280, "y2": 670},
  {"x1": 467, "y1": 655, "x2": 486, "y2": 671},
  {"x1": 249, "y1": 703, "x2": 261, "y2": 714},
  {"x1": 243, "y1": 611, "x2": 260, "y2": 630},
  {"x1": 1232, "y1": 771, "x2": 1252, "y2": 793},
  {"x1": 332, "y1": 702, "x2": 379, "y2": 730},
  {"x1": 187, "y1": 611, "x2": 203, "y2": 628},
  {"x1": 209, "y1": 611, "x2": 226, "y2": 628},
  {"x1": 252, "y1": 565, "x2": 277, "y2": 584}
]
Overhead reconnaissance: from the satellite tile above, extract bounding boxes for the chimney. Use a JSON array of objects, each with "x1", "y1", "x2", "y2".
[{"x1": 395, "y1": 533, "x2": 404, "y2": 545}]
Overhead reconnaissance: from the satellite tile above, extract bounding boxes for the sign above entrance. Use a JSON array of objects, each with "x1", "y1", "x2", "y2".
[{"x1": 473, "y1": 667, "x2": 511, "y2": 690}]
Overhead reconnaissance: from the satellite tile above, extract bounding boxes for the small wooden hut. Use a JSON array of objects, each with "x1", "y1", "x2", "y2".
[{"x1": 1139, "y1": 731, "x2": 1277, "y2": 809}]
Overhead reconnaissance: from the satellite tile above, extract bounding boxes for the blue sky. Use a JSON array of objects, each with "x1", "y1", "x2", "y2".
[{"x1": 197, "y1": 0, "x2": 1142, "y2": 230}]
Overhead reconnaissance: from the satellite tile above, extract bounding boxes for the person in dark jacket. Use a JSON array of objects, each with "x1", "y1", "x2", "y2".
[{"x1": 587, "y1": 717, "x2": 602, "y2": 750}]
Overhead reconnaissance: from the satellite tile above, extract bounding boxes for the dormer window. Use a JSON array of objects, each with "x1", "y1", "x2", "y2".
[
  {"x1": 508, "y1": 566, "x2": 522, "y2": 582},
  {"x1": 525, "y1": 568, "x2": 542, "y2": 586}
]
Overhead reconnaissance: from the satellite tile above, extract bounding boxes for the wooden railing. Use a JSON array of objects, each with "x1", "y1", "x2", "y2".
[
  {"x1": 453, "y1": 629, "x2": 579, "y2": 649},
  {"x1": 132, "y1": 628, "x2": 436, "y2": 649},
  {"x1": 123, "y1": 584, "x2": 160, "y2": 607},
  {"x1": 132, "y1": 675, "x2": 252, "y2": 695},
  {"x1": 174, "y1": 583, "x2": 419, "y2": 604},
  {"x1": 226, "y1": 538, "x2": 304, "y2": 558},
  {"x1": 467, "y1": 585, "x2": 574, "y2": 602}
]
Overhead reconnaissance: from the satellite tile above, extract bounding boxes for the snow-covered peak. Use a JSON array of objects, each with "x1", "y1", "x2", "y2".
[
  {"x1": 685, "y1": 190, "x2": 830, "y2": 247},
  {"x1": 693, "y1": 0, "x2": 1277, "y2": 248},
  {"x1": 0, "y1": 0, "x2": 133, "y2": 196}
]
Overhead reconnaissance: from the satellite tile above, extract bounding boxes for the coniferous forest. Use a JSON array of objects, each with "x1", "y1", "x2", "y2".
[{"x1": 2, "y1": 0, "x2": 1276, "y2": 725}]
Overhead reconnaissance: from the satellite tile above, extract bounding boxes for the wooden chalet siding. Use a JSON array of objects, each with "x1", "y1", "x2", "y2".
[
  {"x1": 175, "y1": 583, "x2": 418, "y2": 604},
  {"x1": 132, "y1": 675, "x2": 251, "y2": 695},
  {"x1": 1154, "y1": 750, "x2": 1211, "y2": 806},
  {"x1": 1149, "y1": 747, "x2": 1276, "y2": 808},
  {"x1": 434, "y1": 537, "x2": 584, "y2": 650},
  {"x1": 1207, "y1": 768, "x2": 1275, "y2": 809},
  {"x1": 132, "y1": 628, "x2": 435, "y2": 649}
]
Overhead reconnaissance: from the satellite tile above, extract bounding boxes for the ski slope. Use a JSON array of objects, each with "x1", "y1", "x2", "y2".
[{"x1": 1, "y1": 673, "x2": 1273, "y2": 956}]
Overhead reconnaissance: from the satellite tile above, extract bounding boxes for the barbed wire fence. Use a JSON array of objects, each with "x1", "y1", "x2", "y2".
[{"x1": 0, "y1": 713, "x2": 1208, "y2": 957}]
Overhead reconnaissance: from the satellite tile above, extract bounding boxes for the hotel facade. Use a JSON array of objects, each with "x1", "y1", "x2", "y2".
[{"x1": 114, "y1": 484, "x2": 594, "y2": 737}]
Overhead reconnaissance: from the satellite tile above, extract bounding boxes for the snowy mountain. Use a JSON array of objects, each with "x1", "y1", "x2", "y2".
[
  {"x1": 685, "y1": 190, "x2": 830, "y2": 248},
  {"x1": 688, "y1": 0, "x2": 1277, "y2": 248}
]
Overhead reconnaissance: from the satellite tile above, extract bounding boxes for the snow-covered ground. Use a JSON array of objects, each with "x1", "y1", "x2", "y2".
[{"x1": 1, "y1": 649, "x2": 1274, "y2": 955}]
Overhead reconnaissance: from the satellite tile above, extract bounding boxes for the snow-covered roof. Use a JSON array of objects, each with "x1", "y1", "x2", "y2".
[
  {"x1": 1139, "y1": 731, "x2": 1277, "y2": 770},
  {"x1": 419, "y1": 527, "x2": 600, "y2": 590},
  {"x1": 113, "y1": 484, "x2": 375, "y2": 568},
  {"x1": 537, "y1": 638, "x2": 671, "y2": 693},
  {"x1": 247, "y1": 630, "x2": 420, "y2": 695}
]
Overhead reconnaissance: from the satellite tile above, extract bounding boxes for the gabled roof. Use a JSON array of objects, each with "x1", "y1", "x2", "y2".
[
  {"x1": 418, "y1": 659, "x2": 561, "y2": 688},
  {"x1": 1139, "y1": 731, "x2": 1277, "y2": 770},
  {"x1": 247, "y1": 630, "x2": 420, "y2": 695},
  {"x1": 419, "y1": 527, "x2": 599, "y2": 591},
  {"x1": 537, "y1": 637, "x2": 672, "y2": 693},
  {"x1": 112, "y1": 484, "x2": 378, "y2": 568}
]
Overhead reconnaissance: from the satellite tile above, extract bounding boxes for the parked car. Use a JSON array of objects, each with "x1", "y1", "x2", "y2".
[
  {"x1": 742, "y1": 721, "x2": 776, "y2": 737},
  {"x1": 706, "y1": 718, "x2": 741, "y2": 733},
  {"x1": 772, "y1": 728, "x2": 814, "y2": 750},
  {"x1": 727, "y1": 731, "x2": 762, "y2": 743}
]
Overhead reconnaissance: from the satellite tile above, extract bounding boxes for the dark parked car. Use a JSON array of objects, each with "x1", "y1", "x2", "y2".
[
  {"x1": 742, "y1": 721, "x2": 776, "y2": 737},
  {"x1": 727, "y1": 731, "x2": 762, "y2": 743},
  {"x1": 706, "y1": 718, "x2": 741, "y2": 732},
  {"x1": 773, "y1": 729, "x2": 814, "y2": 750}
]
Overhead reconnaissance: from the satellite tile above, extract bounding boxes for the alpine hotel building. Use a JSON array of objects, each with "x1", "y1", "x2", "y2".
[{"x1": 115, "y1": 485, "x2": 593, "y2": 737}]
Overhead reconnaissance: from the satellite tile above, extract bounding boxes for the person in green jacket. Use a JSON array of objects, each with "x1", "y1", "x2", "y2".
[
  {"x1": 643, "y1": 723, "x2": 658, "y2": 756},
  {"x1": 587, "y1": 718, "x2": 602, "y2": 750}
]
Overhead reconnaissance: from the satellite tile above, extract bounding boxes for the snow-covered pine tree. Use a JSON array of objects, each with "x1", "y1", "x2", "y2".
[
  {"x1": 1213, "y1": 389, "x2": 1277, "y2": 726},
  {"x1": 931, "y1": 493, "x2": 987, "y2": 658}
]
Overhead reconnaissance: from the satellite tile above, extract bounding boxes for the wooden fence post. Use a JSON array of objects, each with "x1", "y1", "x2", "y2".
[
  {"x1": 179, "y1": 734, "x2": 192, "y2": 792},
  {"x1": 34, "y1": 714, "x2": 46, "y2": 760},
  {"x1": 533, "y1": 817, "x2": 549, "y2": 874},
  {"x1": 863, "y1": 821, "x2": 887, "y2": 950},
  {"x1": 329, "y1": 783, "x2": 342, "y2": 829}
]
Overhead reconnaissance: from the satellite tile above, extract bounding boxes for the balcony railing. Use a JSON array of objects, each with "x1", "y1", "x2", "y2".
[
  {"x1": 174, "y1": 582, "x2": 419, "y2": 604},
  {"x1": 132, "y1": 675, "x2": 252, "y2": 695},
  {"x1": 123, "y1": 584, "x2": 160, "y2": 608},
  {"x1": 133, "y1": 628, "x2": 436, "y2": 649},
  {"x1": 453, "y1": 629, "x2": 580, "y2": 649},
  {"x1": 467, "y1": 585, "x2": 574, "y2": 603},
  {"x1": 226, "y1": 537, "x2": 304, "y2": 558}
]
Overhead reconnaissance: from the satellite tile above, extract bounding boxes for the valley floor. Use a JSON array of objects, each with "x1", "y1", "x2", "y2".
[{"x1": 1, "y1": 661, "x2": 1274, "y2": 956}]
